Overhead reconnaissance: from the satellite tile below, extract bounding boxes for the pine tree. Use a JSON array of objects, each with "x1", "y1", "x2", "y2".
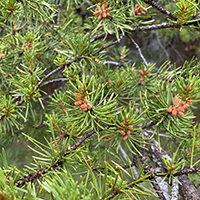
[{"x1": 0, "y1": 0, "x2": 200, "y2": 199}]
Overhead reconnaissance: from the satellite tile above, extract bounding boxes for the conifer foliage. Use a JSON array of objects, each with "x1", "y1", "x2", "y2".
[{"x1": 0, "y1": 0, "x2": 200, "y2": 199}]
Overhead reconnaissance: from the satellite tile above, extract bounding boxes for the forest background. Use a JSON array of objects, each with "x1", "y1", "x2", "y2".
[{"x1": 0, "y1": 0, "x2": 200, "y2": 199}]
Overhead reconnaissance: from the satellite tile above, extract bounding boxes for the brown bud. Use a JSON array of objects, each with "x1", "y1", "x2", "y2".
[
  {"x1": 80, "y1": 107, "x2": 88, "y2": 112},
  {"x1": 74, "y1": 100, "x2": 83, "y2": 106},
  {"x1": 135, "y1": 4, "x2": 139, "y2": 8},
  {"x1": 81, "y1": 103, "x2": 88, "y2": 109},
  {"x1": 75, "y1": 93, "x2": 82, "y2": 100},
  {"x1": 27, "y1": 42, "x2": 32, "y2": 48},
  {"x1": 178, "y1": 111, "x2": 184, "y2": 116},
  {"x1": 23, "y1": 44, "x2": 27, "y2": 50},
  {"x1": 102, "y1": 12, "x2": 107, "y2": 18},
  {"x1": 123, "y1": 135, "x2": 128, "y2": 140},
  {"x1": 180, "y1": 101, "x2": 185, "y2": 106},
  {"x1": 183, "y1": 103, "x2": 189, "y2": 109},
  {"x1": 106, "y1": 7, "x2": 112, "y2": 12},
  {"x1": 96, "y1": 5, "x2": 101, "y2": 10},
  {"x1": 93, "y1": 10, "x2": 101, "y2": 16},
  {"x1": 75, "y1": 97, "x2": 81, "y2": 101},
  {"x1": 168, "y1": 106, "x2": 173, "y2": 113},
  {"x1": 121, "y1": 122, "x2": 125, "y2": 127},
  {"x1": 140, "y1": 76, "x2": 144, "y2": 82},
  {"x1": 141, "y1": 11, "x2": 146, "y2": 15},
  {"x1": 127, "y1": 130, "x2": 131, "y2": 135},
  {"x1": 0, "y1": 53, "x2": 6, "y2": 58},
  {"x1": 102, "y1": 2, "x2": 107, "y2": 8},
  {"x1": 174, "y1": 96, "x2": 179, "y2": 105},
  {"x1": 98, "y1": 14, "x2": 102, "y2": 20},
  {"x1": 178, "y1": 106, "x2": 184, "y2": 112},
  {"x1": 172, "y1": 108, "x2": 177, "y2": 116},
  {"x1": 121, "y1": 132, "x2": 126, "y2": 136},
  {"x1": 135, "y1": 4, "x2": 140, "y2": 10}
]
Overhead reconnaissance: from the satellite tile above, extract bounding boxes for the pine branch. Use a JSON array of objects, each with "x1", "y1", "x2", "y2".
[
  {"x1": 91, "y1": 22, "x2": 180, "y2": 41},
  {"x1": 127, "y1": 35, "x2": 148, "y2": 67},
  {"x1": 143, "y1": 130, "x2": 200, "y2": 200},
  {"x1": 12, "y1": 34, "x2": 124, "y2": 108},
  {"x1": 42, "y1": 78, "x2": 67, "y2": 86},
  {"x1": 1, "y1": 1, "x2": 200, "y2": 199},
  {"x1": 140, "y1": 148, "x2": 169, "y2": 200},
  {"x1": 142, "y1": 0, "x2": 177, "y2": 20},
  {"x1": 175, "y1": 166, "x2": 200, "y2": 176},
  {"x1": 14, "y1": 125, "x2": 108, "y2": 187}
]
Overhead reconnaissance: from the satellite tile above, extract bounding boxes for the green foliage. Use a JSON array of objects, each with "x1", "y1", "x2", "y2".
[
  {"x1": 174, "y1": 0, "x2": 197, "y2": 25},
  {"x1": 42, "y1": 172, "x2": 93, "y2": 200},
  {"x1": 0, "y1": 0, "x2": 200, "y2": 199}
]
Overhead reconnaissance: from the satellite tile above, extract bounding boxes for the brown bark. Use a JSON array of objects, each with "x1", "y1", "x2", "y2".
[
  {"x1": 179, "y1": 175, "x2": 200, "y2": 200},
  {"x1": 143, "y1": 131, "x2": 200, "y2": 200}
]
